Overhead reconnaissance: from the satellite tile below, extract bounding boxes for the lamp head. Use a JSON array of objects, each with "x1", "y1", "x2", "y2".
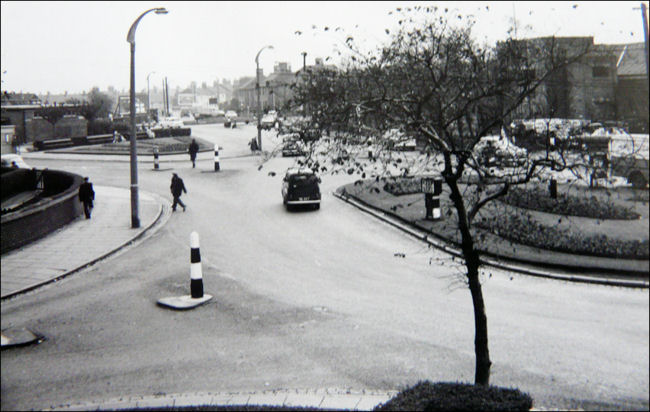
[{"x1": 155, "y1": 8, "x2": 168, "y2": 14}]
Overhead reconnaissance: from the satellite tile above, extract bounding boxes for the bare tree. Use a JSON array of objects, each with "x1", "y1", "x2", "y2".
[{"x1": 284, "y1": 6, "x2": 594, "y2": 385}]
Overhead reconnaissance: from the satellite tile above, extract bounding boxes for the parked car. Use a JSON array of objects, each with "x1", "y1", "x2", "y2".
[
  {"x1": 383, "y1": 128, "x2": 417, "y2": 151},
  {"x1": 474, "y1": 135, "x2": 527, "y2": 167},
  {"x1": 282, "y1": 139, "x2": 305, "y2": 157},
  {"x1": 282, "y1": 168, "x2": 321, "y2": 210},
  {"x1": 157, "y1": 116, "x2": 184, "y2": 128},
  {"x1": 261, "y1": 110, "x2": 278, "y2": 130},
  {"x1": 1, "y1": 154, "x2": 30, "y2": 169}
]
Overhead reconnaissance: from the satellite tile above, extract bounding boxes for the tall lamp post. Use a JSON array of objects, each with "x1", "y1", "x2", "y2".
[
  {"x1": 255, "y1": 45, "x2": 273, "y2": 151},
  {"x1": 127, "y1": 7, "x2": 167, "y2": 229}
]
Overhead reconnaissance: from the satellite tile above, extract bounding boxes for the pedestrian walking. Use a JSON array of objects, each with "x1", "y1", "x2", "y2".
[
  {"x1": 78, "y1": 177, "x2": 95, "y2": 219},
  {"x1": 170, "y1": 173, "x2": 187, "y2": 212},
  {"x1": 189, "y1": 138, "x2": 199, "y2": 168}
]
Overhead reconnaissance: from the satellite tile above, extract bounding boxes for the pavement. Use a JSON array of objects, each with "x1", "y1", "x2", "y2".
[{"x1": 1, "y1": 148, "x2": 648, "y2": 410}]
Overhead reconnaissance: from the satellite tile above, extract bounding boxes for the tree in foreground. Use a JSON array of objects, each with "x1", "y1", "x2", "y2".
[{"x1": 284, "y1": 6, "x2": 597, "y2": 385}]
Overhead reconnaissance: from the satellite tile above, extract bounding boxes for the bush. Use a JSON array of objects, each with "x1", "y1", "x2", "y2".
[
  {"x1": 383, "y1": 177, "x2": 422, "y2": 195},
  {"x1": 501, "y1": 187, "x2": 640, "y2": 220},
  {"x1": 374, "y1": 381, "x2": 533, "y2": 411},
  {"x1": 476, "y1": 213, "x2": 649, "y2": 259},
  {"x1": 87, "y1": 118, "x2": 114, "y2": 136}
]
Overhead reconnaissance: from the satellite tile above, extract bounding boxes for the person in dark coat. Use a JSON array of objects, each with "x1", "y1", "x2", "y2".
[
  {"x1": 170, "y1": 173, "x2": 187, "y2": 212},
  {"x1": 188, "y1": 139, "x2": 199, "y2": 168},
  {"x1": 78, "y1": 177, "x2": 95, "y2": 219}
]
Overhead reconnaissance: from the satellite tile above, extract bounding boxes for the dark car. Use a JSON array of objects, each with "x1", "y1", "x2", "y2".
[{"x1": 282, "y1": 168, "x2": 321, "y2": 210}]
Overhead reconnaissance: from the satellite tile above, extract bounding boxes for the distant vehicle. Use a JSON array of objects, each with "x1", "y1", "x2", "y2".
[
  {"x1": 1, "y1": 154, "x2": 30, "y2": 169},
  {"x1": 225, "y1": 110, "x2": 238, "y2": 120},
  {"x1": 282, "y1": 168, "x2": 321, "y2": 210},
  {"x1": 261, "y1": 111, "x2": 278, "y2": 130},
  {"x1": 474, "y1": 135, "x2": 527, "y2": 167},
  {"x1": 157, "y1": 116, "x2": 184, "y2": 128},
  {"x1": 383, "y1": 129, "x2": 417, "y2": 151},
  {"x1": 282, "y1": 139, "x2": 304, "y2": 157}
]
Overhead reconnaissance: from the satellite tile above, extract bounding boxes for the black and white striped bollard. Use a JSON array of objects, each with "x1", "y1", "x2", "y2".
[
  {"x1": 214, "y1": 143, "x2": 220, "y2": 172},
  {"x1": 157, "y1": 231, "x2": 212, "y2": 310},
  {"x1": 190, "y1": 231, "x2": 204, "y2": 298},
  {"x1": 153, "y1": 146, "x2": 160, "y2": 170}
]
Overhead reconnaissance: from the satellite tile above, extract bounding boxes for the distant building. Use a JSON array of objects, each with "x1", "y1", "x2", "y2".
[
  {"x1": 503, "y1": 37, "x2": 648, "y2": 132},
  {"x1": 234, "y1": 59, "x2": 336, "y2": 116}
]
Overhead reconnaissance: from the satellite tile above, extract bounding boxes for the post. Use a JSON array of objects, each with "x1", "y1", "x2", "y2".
[
  {"x1": 129, "y1": 41, "x2": 140, "y2": 228},
  {"x1": 214, "y1": 142, "x2": 220, "y2": 171},
  {"x1": 126, "y1": 7, "x2": 167, "y2": 228},
  {"x1": 256, "y1": 65, "x2": 262, "y2": 151},
  {"x1": 190, "y1": 231, "x2": 204, "y2": 299},
  {"x1": 549, "y1": 178, "x2": 557, "y2": 199},
  {"x1": 422, "y1": 177, "x2": 443, "y2": 220},
  {"x1": 153, "y1": 145, "x2": 159, "y2": 170}
]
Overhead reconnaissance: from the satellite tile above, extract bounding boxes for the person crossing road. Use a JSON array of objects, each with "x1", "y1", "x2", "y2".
[{"x1": 170, "y1": 173, "x2": 187, "y2": 212}]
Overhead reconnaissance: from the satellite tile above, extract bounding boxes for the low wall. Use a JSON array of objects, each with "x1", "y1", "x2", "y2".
[{"x1": 1, "y1": 168, "x2": 83, "y2": 254}]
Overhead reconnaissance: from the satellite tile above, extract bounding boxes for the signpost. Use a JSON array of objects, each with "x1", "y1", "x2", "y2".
[{"x1": 421, "y1": 177, "x2": 443, "y2": 220}]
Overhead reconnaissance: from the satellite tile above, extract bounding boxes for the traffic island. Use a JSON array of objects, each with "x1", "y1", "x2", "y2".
[
  {"x1": 157, "y1": 294, "x2": 212, "y2": 310},
  {"x1": 157, "y1": 231, "x2": 214, "y2": 310},
  {"x1": 1, "y1": 327, "x2": 43, "y2": 348}
]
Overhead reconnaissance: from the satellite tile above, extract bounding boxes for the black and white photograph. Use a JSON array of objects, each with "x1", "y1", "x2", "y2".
[{"x1": 1, "y1": 1, "x2": 648, "y2": 410}]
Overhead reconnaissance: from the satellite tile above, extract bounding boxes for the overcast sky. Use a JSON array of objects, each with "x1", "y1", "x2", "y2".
[{"x1": 1, "y1": 1, "x2": 647, "y2": 95}]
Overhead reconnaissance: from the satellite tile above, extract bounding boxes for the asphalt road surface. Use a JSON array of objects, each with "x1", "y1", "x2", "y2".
[{"x1": 1, "y1": 124, "x2": 648, "y2": 411}]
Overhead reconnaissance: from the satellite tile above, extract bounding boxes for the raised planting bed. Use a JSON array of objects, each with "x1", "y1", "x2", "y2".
[{"x1": 501, "y1": 186, "x2": 640, "y2": 220}]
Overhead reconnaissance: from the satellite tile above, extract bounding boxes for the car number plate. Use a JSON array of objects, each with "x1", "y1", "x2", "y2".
[{"x1": 299, "y1": 197, "x2": 309, "y2": 201}]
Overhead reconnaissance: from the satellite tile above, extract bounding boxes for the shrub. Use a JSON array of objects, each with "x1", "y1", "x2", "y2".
[
  {"x1": 501, "y1": 187, "x2": 639, "y2": 220},
  {"x1": 374, "y1": 381, "x2": 533, "y2": 411},
  {"x1": 383, "y1": 177, "x2": 422, "y2": 195},
  {"x1": 476, "y1": 213, "x2": 649, "y2": 259}
]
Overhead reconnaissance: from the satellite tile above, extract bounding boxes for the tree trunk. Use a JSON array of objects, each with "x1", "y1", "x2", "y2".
[{"x1": 445, "y1": 173, "x2": 492, "y2": 386}]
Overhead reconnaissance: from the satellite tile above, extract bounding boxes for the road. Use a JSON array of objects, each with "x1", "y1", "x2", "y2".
[{"x1": 1, "y1": 124, "x2": 648, "y2": 411}]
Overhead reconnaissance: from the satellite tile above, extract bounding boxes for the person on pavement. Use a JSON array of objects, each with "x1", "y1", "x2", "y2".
[
  {"x1": 188, "y1": 138, "x2": 199, "y2": 168},
  {"x1": 78, "y1": 177, "x2": 95, "y2": 219},
  {"x1": 170, "y1": 173, "x2": 187, "y2": 212}
]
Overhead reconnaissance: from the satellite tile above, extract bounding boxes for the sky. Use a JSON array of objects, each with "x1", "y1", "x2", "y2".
[{"x1": 1, "y1": 1, "x2": 648, "y2": 95}]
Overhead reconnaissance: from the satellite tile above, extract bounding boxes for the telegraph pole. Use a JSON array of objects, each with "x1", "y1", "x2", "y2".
[{"x1": 641, "y1": 2, "x2": 649, "y2": 82}]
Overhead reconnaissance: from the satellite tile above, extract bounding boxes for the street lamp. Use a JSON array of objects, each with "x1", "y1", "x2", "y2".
[
  {"x1": 255, "y1": 45, "x2": 273, "y2": 151},
  {"x1": 147, "y1": 71, "x2": 156, "y2": 118},
  {"x1": 127, "y1": 7, "x2": 167, "y2": 229}
]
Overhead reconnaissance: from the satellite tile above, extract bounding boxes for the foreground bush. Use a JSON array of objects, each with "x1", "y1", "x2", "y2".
[
  {"x1": 374, "y1": 381, "x2": 533, "y2": 411},
  {"x1": 501, "y1": 187, "x2": 639, "y2": 220}
]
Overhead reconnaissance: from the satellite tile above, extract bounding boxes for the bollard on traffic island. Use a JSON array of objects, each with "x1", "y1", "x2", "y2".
[
  {"x1": 157, "y1": 231, "x2": 213, "y2": 310},
  {"x1": 214, "y1": 143, "x2": 220, "y2": 172},
  {"x1": 153, "y1": 145, "x2": 160, "y2": 170}
]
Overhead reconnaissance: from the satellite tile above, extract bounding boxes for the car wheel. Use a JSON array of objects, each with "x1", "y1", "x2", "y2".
[{"x1": 314, "y1": 204, "x2": 320, "y2": 210}]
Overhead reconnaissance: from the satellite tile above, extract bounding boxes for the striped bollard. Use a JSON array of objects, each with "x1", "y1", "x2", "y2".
[
  {"x1": 214, "y1": 143, "x2": 220, "y2": 172},
  {"x1": 156, "y1": 231, "x2": 212, "y2": 310},
  {"x1": 190, "y1": 231, "x2": 204, "y2": 298},
  {"x1": 153, "y1": 146, "x2": 160, "y2": 170}
]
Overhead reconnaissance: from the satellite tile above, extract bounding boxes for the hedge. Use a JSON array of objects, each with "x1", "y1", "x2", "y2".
[
  {"x1": 476, "y1": 213, "x2": 649, "y2": 259},
  {"x1": 374, "y1": 381, "x2": 533, "y2": 411},
  {"x1": 501, "y1": 187, "x2": 640, "y2": 220}
]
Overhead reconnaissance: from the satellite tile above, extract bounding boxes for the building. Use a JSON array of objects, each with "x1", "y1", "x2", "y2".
[
  {"x1": 505, "y1": 37, "x2": 648, "y2": 132},
  {"x1": 234, "y1": 59, "x2": 337, "y2": 116}
]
